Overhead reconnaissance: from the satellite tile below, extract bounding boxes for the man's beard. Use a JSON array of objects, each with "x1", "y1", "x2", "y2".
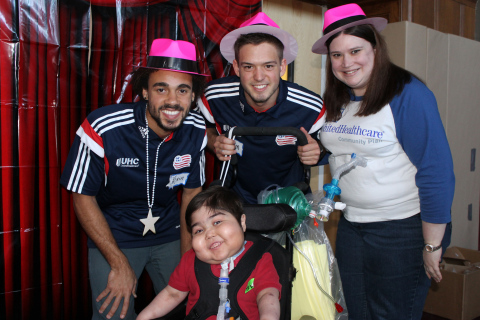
[{"x1": 149, "y1": 103, "x2": 188, "y2": 132}]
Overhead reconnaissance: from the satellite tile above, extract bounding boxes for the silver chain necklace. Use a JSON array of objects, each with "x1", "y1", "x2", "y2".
[{"x1": 140, "y1": 104, "x2": 167, "y2": 236}]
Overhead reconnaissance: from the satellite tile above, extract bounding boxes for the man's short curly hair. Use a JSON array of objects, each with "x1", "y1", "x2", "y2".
[{"x1": 130, "y1": 68, "x2": 206, "y2": 101}]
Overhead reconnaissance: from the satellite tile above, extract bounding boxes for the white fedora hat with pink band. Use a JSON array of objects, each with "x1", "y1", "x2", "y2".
[
  {"x1": 144, "y1": 38, "x2": 208, "y2": 76},
  {"x1": 312, "y1": 3, "x2": 387, "y2": 54},
  {"x1": 220, "y1": 12, "x2": 298, "y2": 64}
]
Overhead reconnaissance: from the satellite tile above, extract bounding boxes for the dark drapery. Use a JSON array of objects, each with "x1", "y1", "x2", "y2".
[{"x1": 0, "y1": 0, "x2": 261, "y2": 319}]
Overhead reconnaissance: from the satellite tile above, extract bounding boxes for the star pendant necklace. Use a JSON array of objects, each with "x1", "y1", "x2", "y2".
[{"x1": 140, "y1": 104, "x2": 167, "y2": 236}]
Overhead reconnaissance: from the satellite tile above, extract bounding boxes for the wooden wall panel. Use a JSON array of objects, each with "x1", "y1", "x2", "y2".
[
  {"x1": 438, "y1": 0, "x2": 462, "y2": 35},
  {"x1": 462, "y1": 5, "x2": 476, "y2": 39},
  {"x1": 347, "y1": 0, "x2": 476, "y2": 40},
  {"x1": 412, "y1": 0, "x2": 435, "y2": 29},
  {"x1": 356, "y1": 0, "x2": 401, "y2": 22}
]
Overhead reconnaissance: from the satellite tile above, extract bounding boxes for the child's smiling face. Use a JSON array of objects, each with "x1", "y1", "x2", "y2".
[{"x1": 190, "y1": 206, "x2": 246, "y2": 265}]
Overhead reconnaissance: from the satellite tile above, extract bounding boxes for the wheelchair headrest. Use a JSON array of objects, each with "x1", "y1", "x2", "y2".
[{"x1": 243, "y1": 203, "x2": 297, "y2": 233}]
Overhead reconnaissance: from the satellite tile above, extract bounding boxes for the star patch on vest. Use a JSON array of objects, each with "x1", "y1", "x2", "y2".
[{"x1": 245, "y1": 278, "x2": 254, "y2": 293}]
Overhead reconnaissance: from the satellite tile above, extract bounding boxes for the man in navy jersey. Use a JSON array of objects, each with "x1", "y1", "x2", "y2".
[
  {"x1": 61, "y1": 39, "x2": 207, "y2": 320},
  {"x1": 197, "y1": 13, "x2": 326, "y2": 204}
]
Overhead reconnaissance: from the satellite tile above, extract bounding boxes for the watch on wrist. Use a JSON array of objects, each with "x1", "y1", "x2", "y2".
[{"x1": 424, "y1": 243, "x2": 442, "y2": 253}]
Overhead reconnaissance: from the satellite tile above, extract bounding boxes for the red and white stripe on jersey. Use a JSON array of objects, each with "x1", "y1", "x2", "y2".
[
  {"x1": 78, "y1": 120, "x2": 104, "y2": 158},
  {"x1": 285, "y1": 87, "x2": 326, "y2": 134},
  {"x1": 309, "y1": 107, "x2": 326, "y2": 134},
  {"x1": 197, "y1": 95, "x2": 215, "y2": 124},
  {"x1": 197, "y1": 96, "x2": 223, "y2": 135},
  {"x1": 66, "y1": 109, "x2": 135, "y2": 193}
]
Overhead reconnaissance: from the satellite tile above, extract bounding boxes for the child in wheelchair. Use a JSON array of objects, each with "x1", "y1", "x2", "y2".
[{"x1": 137, "y1": 185, "x2": 281, "y2": 320}]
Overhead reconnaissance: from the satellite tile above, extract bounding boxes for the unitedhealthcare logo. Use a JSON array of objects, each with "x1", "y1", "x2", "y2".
[
  {"x1": 322, "y1": 123, "x2": 384, "y2": 139},
  {"x1": 116, "y1": 158, "x2": 140, "y2": 167}
]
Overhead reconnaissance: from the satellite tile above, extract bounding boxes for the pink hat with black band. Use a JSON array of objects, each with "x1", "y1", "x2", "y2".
[
  {"x1": 312, "y1": 3, "x2": 387, "y2": 54},
  {"x1": 220, "y1": 12, "x2": 298, "y2": 64},
  {"x1": 143, "y1": 38, "x2": 207, "y2": 76}
]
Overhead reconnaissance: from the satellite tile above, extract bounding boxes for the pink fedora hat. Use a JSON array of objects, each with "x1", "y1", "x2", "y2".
[
  {"x1": 220, "y1": 12, "x2": 298, "y2": 64},
  {"x1": 312, "y1": 3, "x2": 387, "y2": 54},
  {"x1": 144, "y1": 38, "x2": 207, "y2": 76}
]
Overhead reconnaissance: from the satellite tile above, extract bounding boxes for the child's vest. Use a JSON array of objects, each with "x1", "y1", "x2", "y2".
[{"x1": 185, "y1": 235, "x2": 275, "y2": 320}]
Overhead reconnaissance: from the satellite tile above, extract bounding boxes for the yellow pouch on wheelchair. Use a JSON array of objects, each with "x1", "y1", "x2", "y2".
[{"x1": 292, "y1": 241, "x2": 335, "y2": 320}]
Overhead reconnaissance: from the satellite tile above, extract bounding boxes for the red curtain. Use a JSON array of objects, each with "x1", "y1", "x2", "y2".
[{"x1": 0, "y1": 0, "x2": 261, "y2": 319}]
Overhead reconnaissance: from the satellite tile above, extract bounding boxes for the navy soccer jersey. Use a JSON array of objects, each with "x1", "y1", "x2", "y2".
[
  {"x1": 60, "y1": 101, "x2": 207, "y2": 248},
  {"x1": 197, "y1": 75, "x2": 325, "y2": 203}
]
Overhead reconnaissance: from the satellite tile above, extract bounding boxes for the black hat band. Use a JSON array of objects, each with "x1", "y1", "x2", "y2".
[
  {"x1": 323, "y1": 15, "x2": 367, "y2": 35},
  {"x1": 146, "y1": 56, "x2": 199, "y2": 74}
]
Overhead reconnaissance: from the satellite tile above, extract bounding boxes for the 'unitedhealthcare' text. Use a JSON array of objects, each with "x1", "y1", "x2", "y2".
[{"x1": 322, "y1": 123, "x2": 384, "y2": 139}]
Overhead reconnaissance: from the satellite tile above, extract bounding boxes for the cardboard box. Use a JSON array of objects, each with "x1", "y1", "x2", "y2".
[{"x1": 424, "y1": 247, "x2": 480, "y2": 320}]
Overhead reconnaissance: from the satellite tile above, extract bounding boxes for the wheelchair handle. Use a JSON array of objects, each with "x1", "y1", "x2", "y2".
[{"x1": 228, "y1": 127, "x2": 311, "y2": 188}]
